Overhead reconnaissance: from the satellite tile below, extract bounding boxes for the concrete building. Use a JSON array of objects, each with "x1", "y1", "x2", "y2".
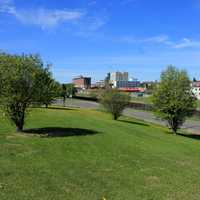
[
  {"x1": 110, "y1": 72, "x2": 128, "y2": 87},
  {"x1": 91, "y1": 80, "x2": 105, "y2": 88},
  {"x1": 115, "y1": 80, "x2": 140, "y2": 88},
  {"x1": 73, "y1": 76, "x2": 91, "y2": 89},
  {"x1": 192, "y1": 81, "x2": 200, "y2": 100},
  {"x1": 110, "y1": 72, "x2": 140, "y2": 88}
]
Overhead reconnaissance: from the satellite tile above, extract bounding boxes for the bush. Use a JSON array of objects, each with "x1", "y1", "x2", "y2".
[
  {"x1": 152, "y1": 66, "x2": 197, "y2": 134},
  {"x1": 100, "y1": 89, "x2": 130, "y2": 120}
]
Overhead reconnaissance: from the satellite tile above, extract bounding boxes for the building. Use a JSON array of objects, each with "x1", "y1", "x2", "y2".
[
  {"x1": 110, "y1": 72, "x2": 128, "y2": 87},
  {"x1": 91, "y1": 80, "x2": 105, "y2": 88},
  {"x1": 110, "y1": 72, "x2": 140, "y2": 88},
  {"x1": 73, "y1": 75, "x2": 91, "y2": 89},
  {"x1": 192, "y1": 81, "x2": 200, "y2": 100},
  {"x1": 115, "y1": 80, "x2": 140, "y2": 88}
]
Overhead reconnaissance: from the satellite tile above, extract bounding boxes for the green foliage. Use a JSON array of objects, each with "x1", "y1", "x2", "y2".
[
  {"x1": 100, "y1": 89, "x2": 131, "y2": 120},
  {"x1": 0, "y1": 52, "x2": 54, "y2": 131},
  {"x1": 38, "y1": 68, "x2": 60, "y2": 108},
  {"x1": 65, "y1": 83, "x2": 76, "y2": 97},
  {"x1": 60, "y1": 84, "x2": 67, "y2": 104},
  {"x1": 60, "y1": 83, "x2": 76, "y2": 105},
  {"x1": 152, "y1": 65, "x2": 197, "y2": 134}
]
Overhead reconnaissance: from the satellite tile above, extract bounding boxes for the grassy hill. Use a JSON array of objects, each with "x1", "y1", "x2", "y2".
[{"x1": 0, "y1": 107, "x2": 200, "y2": 200}]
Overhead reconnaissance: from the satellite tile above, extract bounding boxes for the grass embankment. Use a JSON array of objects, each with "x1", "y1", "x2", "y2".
[
  {"x1": 131, "y1": 96, "x2": 152, "y2": 104},
  {"x1": 0, "y1": 107, "x2": 200, "y2": 200}
]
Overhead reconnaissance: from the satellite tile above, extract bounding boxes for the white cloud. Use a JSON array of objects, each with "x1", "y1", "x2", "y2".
[
  {"x1": 118, "y1": 35, "x2": 171, "y2": 45},
  {"x1": 0, "y1": 0, "x2": 108, "y2": 33},
  {"x1": 88, "y1": 1, "x2": 97, "y2": 6},
  {"x1": 0, "y1": 0, "x2": 15, "y2": 13},
  {"x1": 13, "y1": 9, "x2": 84, "y2": 29},
  {"x1": 173, "y1": 38, "x2": 200, "y2": 49},
  {"x1": 0, "y1": 0, "x2": 85, "y2": 29},
  {"x1": 116, "y1": 35, "x2": 200, "y2": 49},
  {"x1": 121, "y1": 0, "x2": 137, "y2": 5}
]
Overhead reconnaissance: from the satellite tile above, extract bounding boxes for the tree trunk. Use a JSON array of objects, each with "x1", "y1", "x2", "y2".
[
  {"x1": 16, "y1": 107, "x2": 25, "y2": 132},
  {"x1": 113, "y1": 114, "x2": 118, "y2": 120},
  {"x1": 172, "y1": 128, "x2": 177, "y2": 135},
  {"x1": 45, "y1": 104, "x2": 48, "y2": 108},
  {"x1": 169, "y1": 119, "x2": 177, "y2": 135},
  {"x1": 63, "y1": 97, "x2": 66, "y2": 107},
  {"x1": 16, "y1": 124, "x2": 23, "y2": 132}
]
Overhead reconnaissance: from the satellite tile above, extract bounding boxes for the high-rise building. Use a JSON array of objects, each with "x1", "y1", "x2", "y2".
[
  {"x1": 109, "y1": 72, "x2": 140, "y2": 88},
  {"x1": 110, "y1": 72, "x2": 129, "y2": 87}
]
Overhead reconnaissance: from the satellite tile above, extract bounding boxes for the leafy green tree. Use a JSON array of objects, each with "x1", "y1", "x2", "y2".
[
  {"x1": 100, "y1": 89, "x2": 131, "y2": 120},
  {"x1": 60, "y1": 84, "x2": 67, "y2": 106},
  {"x1": 38, "y1": 68, "x2": 60, "y2": 108},
  {"x1": 65, "y1": 83, "x2": 76, "y2": 97},
  {"x1": 152, "y1": 66, "x2": 196, "y2": 134},
  {"x1": 0, "y1": 52, "x2": 54, "y2": 132}
]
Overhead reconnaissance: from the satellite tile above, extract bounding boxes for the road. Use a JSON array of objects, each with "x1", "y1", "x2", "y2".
[
  {"x1": 124, "y1": 108, "x2": 200, "y2": 134},
  {"x1": 54, "y1": 98, "x2": 200, "y2": 134}
]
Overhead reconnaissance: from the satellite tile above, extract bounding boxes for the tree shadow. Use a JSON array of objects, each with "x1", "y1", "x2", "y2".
[
  {"x1": 119, "y1": 119, "x2": 149, "y2": 127},
  {"x1": 42, "y1": 107, "x2": 76, "y2": 111},
  {"x1": 177, "y1": 133, "x2": 200, "y2": 140},
  {"x1": 23, "y1": 127, "x2": 100, "y2": 138}
]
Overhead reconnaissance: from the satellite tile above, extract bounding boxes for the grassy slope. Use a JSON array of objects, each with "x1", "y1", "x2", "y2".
[
  {"x1": 131, "y1": 96, "x2": 152, "y2": 104},
  {"x1": 0, "y1": 108, "x2": 200, "y2": 200}
]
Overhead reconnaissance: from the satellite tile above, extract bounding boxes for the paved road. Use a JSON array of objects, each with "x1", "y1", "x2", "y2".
[
  {"x1": 54, "y1": 98, "x2": 200, "y2": 134},
  {"x1": 124, "y1": 108, "x2": 200, "y2": 134},
  {"x1": 54, "y1": 98, "x2": 99, "y2": 109}
]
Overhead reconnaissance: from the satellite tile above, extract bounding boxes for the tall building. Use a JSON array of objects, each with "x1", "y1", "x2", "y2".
[
  {"x1": 110, "y1": 72, "x2": 129, "y2": 88},
  {"x1": 110, "y1": 72, "x2": 140, "y2": 88},
  {"x1": 73, "y1": 76, "x2": 91, "y2": 89}
]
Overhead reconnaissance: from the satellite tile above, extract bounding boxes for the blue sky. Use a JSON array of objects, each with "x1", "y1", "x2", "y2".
[{"x1": 0, "y1": 0, "x2": 200, "y2": 83}]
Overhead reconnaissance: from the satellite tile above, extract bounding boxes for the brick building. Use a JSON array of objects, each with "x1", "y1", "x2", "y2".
[{"x1": 73, "y1": 76, "x2": 91, "y2": 89}]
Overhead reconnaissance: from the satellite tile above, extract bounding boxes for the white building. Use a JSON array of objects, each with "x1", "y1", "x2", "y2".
[
  {"x1": 110, "y1": 72, "x2": 129, "y2": 88},
  {"x1": 192, "y1": 81, "x2": 200, "y2": 100},
  {"x1": 110, "y1": 72, "x2": 140, "y2": 88}
]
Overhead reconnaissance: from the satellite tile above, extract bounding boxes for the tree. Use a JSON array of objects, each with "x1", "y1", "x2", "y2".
[
  {"x1": 38, "y1": 68, "x2": 60, "y2": 108},
  {"x1": 100, "y1": 89, "x2": 130, "y2": 120},
  {"x1": 0, "y1": 52, "x2": 54, "y2": 132},
  {"x1": 152, "y1": 66, "x2": 196, "y2": 134},
  {"x1": 65, "y1": 83, "x2": 76, "y2": 97},
  {"x1": 193, "y1": 77, "x2": 197, "y2": 82},
  {"x1": 60, "y1": 84, "x2": 67, "y2": 106}
]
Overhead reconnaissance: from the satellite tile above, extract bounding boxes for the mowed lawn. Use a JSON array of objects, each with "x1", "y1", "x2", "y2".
[{"x1": 0, "y1": 108, "x2": 200, "y2": 200}]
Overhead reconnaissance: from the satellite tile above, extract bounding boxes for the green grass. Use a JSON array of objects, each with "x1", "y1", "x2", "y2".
[
  {"x1": 131, "y1": 96, "x2": 152, "y2": 104},
  {"x1": 197, "y1": 100, "x2": 200, "y2": 109},
  {"x1": 0, "y1": 108, "x2": 200, "y2": 200}
]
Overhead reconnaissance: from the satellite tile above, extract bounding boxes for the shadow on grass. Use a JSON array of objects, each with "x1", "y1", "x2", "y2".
[
  {"x1": 119, "y1": 119, "x2": 149, "y2": 127},
  {"x1": 178, "y1": 133, "x2": 200, "y2": 140},
  {"x1": 44, "y1": 107, "x2": 76, "y2": 111},
  {"x1": 23, "y1": 127, "x2": 100, "y2": 137}
]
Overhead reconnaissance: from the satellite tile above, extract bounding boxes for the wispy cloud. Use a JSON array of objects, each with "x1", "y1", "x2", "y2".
[
  {"x1": 88, "y1": 1, "x2": 97, "y2": 6},
  {"x1": 0, "y1": 0, "x2": 107, "y2": 33},
  {"x1": 173, "y1": 38, "x2": 200, "y2": 49},
  {"x1": 116, "y1": 34, "x2": 200, "y2": 49},
  {"x1": 76, "y1": 14, "x2": 108, "y2": 37},
  {"x1": 0, "y1": 0, "x2": 85, "y2": 29},
  {"x1": 0, "y1": 0, "x2": 15, "y2": 13},
  {"x1": 14, "y1": 9, "x2": 84, "y2": 29},
  {"x1": 117, "y1": 35, "x2": 171, "y2": 45},
  {"x1": 121, "y1": 0, "x2": 137, "y2": 5}
]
